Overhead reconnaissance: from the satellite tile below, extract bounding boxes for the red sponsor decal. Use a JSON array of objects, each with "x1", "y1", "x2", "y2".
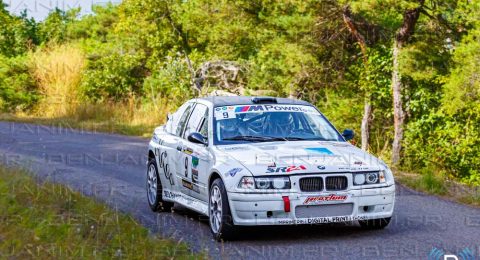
[
  {"x1": 303, "y1": 194, "x2": 348, "y2": 204},
  {"x1": 286, "y1": 165, "x2": 306, "y2": 172},
  {"x1": 266, "y1": 165, "x2": 306, "y2": 173}
]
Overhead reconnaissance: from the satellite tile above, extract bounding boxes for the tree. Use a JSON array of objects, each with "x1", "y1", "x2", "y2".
[{"x1": 391, "y1": 1, "x2": 425, "y2": 165}]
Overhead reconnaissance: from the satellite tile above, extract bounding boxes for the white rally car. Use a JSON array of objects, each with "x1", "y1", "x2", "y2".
[{"x1": 146, "y1": 96, "x2": 395, "y2": 240}]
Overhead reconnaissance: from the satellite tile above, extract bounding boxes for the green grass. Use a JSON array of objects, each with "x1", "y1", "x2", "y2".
[
  {"x1": 459, "y1": 193, "x2": 480, "y2": 206},
  {"x1": 0, "y1": 166, "x2": 200, "y2": 259},
  {"x1": 397, "y1": 169, "x2": 447, "y2": 195}
]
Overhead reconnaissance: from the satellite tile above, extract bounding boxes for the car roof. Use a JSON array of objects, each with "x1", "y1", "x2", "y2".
[{"x1": 197, "y1": 96, "x2": 312, "y2": 107}]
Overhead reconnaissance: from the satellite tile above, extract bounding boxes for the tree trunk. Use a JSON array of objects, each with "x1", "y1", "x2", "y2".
[
  {"x1": 391, "y1": 1, "x2": 424, "y2": 166},
  {"x1": 343, "y1": 5, "x2": 371, "y2": 150},
  {"x1": 361, "y1": 97, "x2": 372, "y2": 151},
  {"x1": 391, "y1": 40, "x2": 404, "y2": 165}
]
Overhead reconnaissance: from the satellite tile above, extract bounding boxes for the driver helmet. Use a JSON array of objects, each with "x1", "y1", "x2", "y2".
[{"x1": 267, "y1": 112, "x2": 294, "y2": 136}]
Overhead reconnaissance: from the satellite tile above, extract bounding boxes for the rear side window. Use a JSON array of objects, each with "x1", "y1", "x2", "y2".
[
  {"x1": 166, "y1": 102, "x2": 189, "y2": 134},
  {"x1": 199, "y1": 113, "x2": 209, "y2": 137},
  {"x1": 183, "y1": 103, "x2": 208, "y2": 139},
  {"x1": 176, "y1": 103, "x2": 194, "y2": 136}
]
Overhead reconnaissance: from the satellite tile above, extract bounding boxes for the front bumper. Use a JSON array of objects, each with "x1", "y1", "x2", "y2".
[{"x1": 228, "y1": 184, "x2": 395, "y2": 226}]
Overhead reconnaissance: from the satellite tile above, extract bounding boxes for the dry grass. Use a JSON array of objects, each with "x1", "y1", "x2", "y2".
[
  {"x1": 1, "y1": 96, "x2": 174, "y2": 137},
  {"x1": 30, "y1": 44, "x2": 85, "y2": 117},
  {"x1": 7, "y1": 44, "x2": 177, "y2": 137}
]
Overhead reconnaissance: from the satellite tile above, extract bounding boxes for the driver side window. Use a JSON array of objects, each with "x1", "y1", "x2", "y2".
[{"x1": 183, "y1": 103, "x2": 208, "y2": 139}]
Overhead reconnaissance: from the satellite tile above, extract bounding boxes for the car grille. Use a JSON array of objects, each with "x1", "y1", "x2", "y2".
[
  {"x1": 325, "y1": 176, "x2": 348, "y2": 191},
  {"x1": 299, "y1": 177, "x2": 323, "y2": 192},
  {"x1": 295, "y1": 203, "x2": 354, "y2": 218}
]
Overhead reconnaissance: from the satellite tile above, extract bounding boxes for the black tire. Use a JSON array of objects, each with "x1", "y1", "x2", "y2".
[
  {"x1": 209, "y1": 178, "x2": 237, "y2": 241},
  {"x1": 359, "y1": 217, "x2": 391, "y2": 230},
  {"x1": 146, "y1": 158, "x2": 174, "y2": 212}
]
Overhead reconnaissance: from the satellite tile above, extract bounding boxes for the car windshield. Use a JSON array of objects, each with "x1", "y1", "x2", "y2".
[{"x1": 213, "y1": 104, "x2": 344, "y2": 145}]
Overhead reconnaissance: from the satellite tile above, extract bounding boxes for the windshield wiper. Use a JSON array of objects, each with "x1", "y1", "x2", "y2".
[
  {"x1": 223, "y1": 135, "x2": 287, "y2": 142},
  {"x1": 284, "y1": 137, "x2": 307, "y2": 140}
]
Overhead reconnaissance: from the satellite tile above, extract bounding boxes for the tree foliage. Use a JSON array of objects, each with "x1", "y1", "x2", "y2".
[{"x1": 1, "y1": 0, "x2": 480, "y2": 183}]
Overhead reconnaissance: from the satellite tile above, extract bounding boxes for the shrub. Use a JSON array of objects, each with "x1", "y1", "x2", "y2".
[
  {"x1": 142, "y1": 55, "x2": 193, "y2": 107},
  {"x1": 81, "y1": 51, "x2": 146, "y2": 102},
  {"x1": 0, "y1": 55, "x2": 38, "y2": 111}
]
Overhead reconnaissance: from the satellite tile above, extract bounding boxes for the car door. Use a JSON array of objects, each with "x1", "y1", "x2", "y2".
[
  {"x1": 172, "y1": 102, "x2": 195, "y2": 197},
  {"x1": 154, "y1": 102, "x2": 192, "y2": 199},
  {"x1": 177, "y1": 103, "x2": 210, "y2": 201}
]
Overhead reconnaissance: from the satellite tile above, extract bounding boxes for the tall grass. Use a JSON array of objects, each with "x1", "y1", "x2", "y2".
[
  {"x1": 17, "y1": 44, "x2": 175, "y2": 136},
  {"x1": 31, "y1": 44, "x2": 85, "y2": 117}
]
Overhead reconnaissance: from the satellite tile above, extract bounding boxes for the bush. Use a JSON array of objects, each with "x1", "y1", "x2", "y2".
[
  {"x1": 81, "y1": 51, "x2": 146, "y2": 102},
  {"x1": 404, "y1": 28, "x2": 480, "y2": 186},
  {"x1": 142, "y1": 55, "x2": 193, "y2": 107},
  {"x1": 0, "y1": 55, "x2": 38, "y2": 111}
]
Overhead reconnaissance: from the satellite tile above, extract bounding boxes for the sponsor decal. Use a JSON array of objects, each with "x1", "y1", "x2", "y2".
[
  {"x1": 192, "y1": 169, "x2": 199, "y2": 183},
  {"x1": 305, "y1": 147, "x2": 334, "y2": 155},
  {"x1": 221, "y1": 146, "x2": 248, "y2": 151},
  {"x1": 183, "y1": 147, "x2": 194, "y2": 155},
  {"x1": 317, "y1": 165, "x2": 326, "y2": 170},
  {"x1": 267, "y1": 161, "x2": 277, "y2": 167},
  {"x1": 235, "y1": 105, "x2": 264, "y2": 112},
  {"x1": 191, "y1": 156, "x2": 199, "y2": 168},
  {"x1": 163, "y1": 190, "x2": 180, "y2": 199},
  {"x1": 182, "y1": 179, "x2": 199, "y2": 193},
  {"x1": 214, "y1": 105, "x2": 319, "y2": 119},
  {"x1": 266, "y1": 165, "x2": 306, "y2": 173},
  {"x1": 182, "y1": 179, "x2": 193, "y2": 189},
  {"x1": 303, "y1": 194, "x2": 348, "y2": 204},
  {"x1": 157, "y1": 150, "x2": 174, "y2": 185},
  {"x1": 278, "y1": 215, "x2": 367, "y2": 225},
  {"x1": 225, "y1": 167, "x2": 243, "y2": 177}
]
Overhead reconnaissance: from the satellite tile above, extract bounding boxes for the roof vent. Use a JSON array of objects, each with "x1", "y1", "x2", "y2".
[{"x1": 251, "y1": 97, "x2": 277, "y2": 104}]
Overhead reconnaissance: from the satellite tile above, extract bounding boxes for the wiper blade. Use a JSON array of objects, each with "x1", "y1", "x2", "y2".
[
  {"x1": 223, "y1": 135, "x2": 287, "y2": 142},
  {"x1": 284, "y1": 137, "x2": 307, "y2": 140}
]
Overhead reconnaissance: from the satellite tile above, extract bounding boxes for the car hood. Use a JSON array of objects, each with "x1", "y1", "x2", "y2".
[{"x1": 216, "y1": 141, "x2": 386, "y2": 176}]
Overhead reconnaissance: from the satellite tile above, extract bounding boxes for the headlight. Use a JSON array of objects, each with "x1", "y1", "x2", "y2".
[
  {"x1": 238, "y1": 177, "x2": 291, "y2": 190},
  {"x1": 353, "y1": 171, "x2": 385, "y2": 185},
  {"x1": 365, "y1": 172, "x2": 379, "y2": 184},
  {"x1": 353, "y1": 173, "x2": 366, "y2": 185}
]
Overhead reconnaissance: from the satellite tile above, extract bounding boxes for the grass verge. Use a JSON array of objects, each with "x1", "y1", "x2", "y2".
[
  {"x1": 396, "y1": 170, "x2": 480, "y2": 207},
  {"x1": 0, "y1": 166, "x2": 200, "y2": 259},
  {"x1": 0, "y1": 110, "x2": 158, "y2": 138}
]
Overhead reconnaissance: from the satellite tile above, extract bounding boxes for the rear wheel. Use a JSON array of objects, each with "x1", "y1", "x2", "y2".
[
  {"x1": 359, "y1": 217, "x2": 391, "y2": 229},
  {"x1": 209, "y1": 178, "x2": 237, "y2": 241},
  {"x1": 147, "y1": 158, "x2": 173, "y2": 212}
]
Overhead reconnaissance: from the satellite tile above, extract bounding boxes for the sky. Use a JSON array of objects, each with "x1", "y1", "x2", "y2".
[{"x1": 5, "y1": 0, "x2": 122, "y2": 20}]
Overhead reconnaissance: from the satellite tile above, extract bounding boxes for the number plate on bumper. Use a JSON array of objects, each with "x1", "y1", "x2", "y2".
[{"x1": 295, "y1": 203, "x2": 354, "y2": 218}]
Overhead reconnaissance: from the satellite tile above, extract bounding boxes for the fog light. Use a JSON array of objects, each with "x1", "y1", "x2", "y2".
[{"x1": 354, "y1": 174, "x2": 366, "y2": 185}]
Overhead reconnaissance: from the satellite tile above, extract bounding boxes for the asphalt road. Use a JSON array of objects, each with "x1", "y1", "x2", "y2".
[{"x1": 1, "y1": 121, "x2": 479, "y2": 259}]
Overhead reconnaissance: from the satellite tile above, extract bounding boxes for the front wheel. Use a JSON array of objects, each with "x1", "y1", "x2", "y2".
[
  {"x1": 359, "y1": 217, "x2": 391, "y2": 229},
  {"x1": 146, "y1": 158, "x2": 174, "y2": 212},
  {"x1": 209, "y1": 178, "x2": 237, "y2": 241}
]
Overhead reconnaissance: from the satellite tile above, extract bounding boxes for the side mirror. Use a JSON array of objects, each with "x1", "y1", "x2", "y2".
[
  {"x1": 188, "y1": 132, "x2": 207, "y2": 145},
  {"x1": 342, "y1": 129, "x2": 354, "y2": 141}
]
